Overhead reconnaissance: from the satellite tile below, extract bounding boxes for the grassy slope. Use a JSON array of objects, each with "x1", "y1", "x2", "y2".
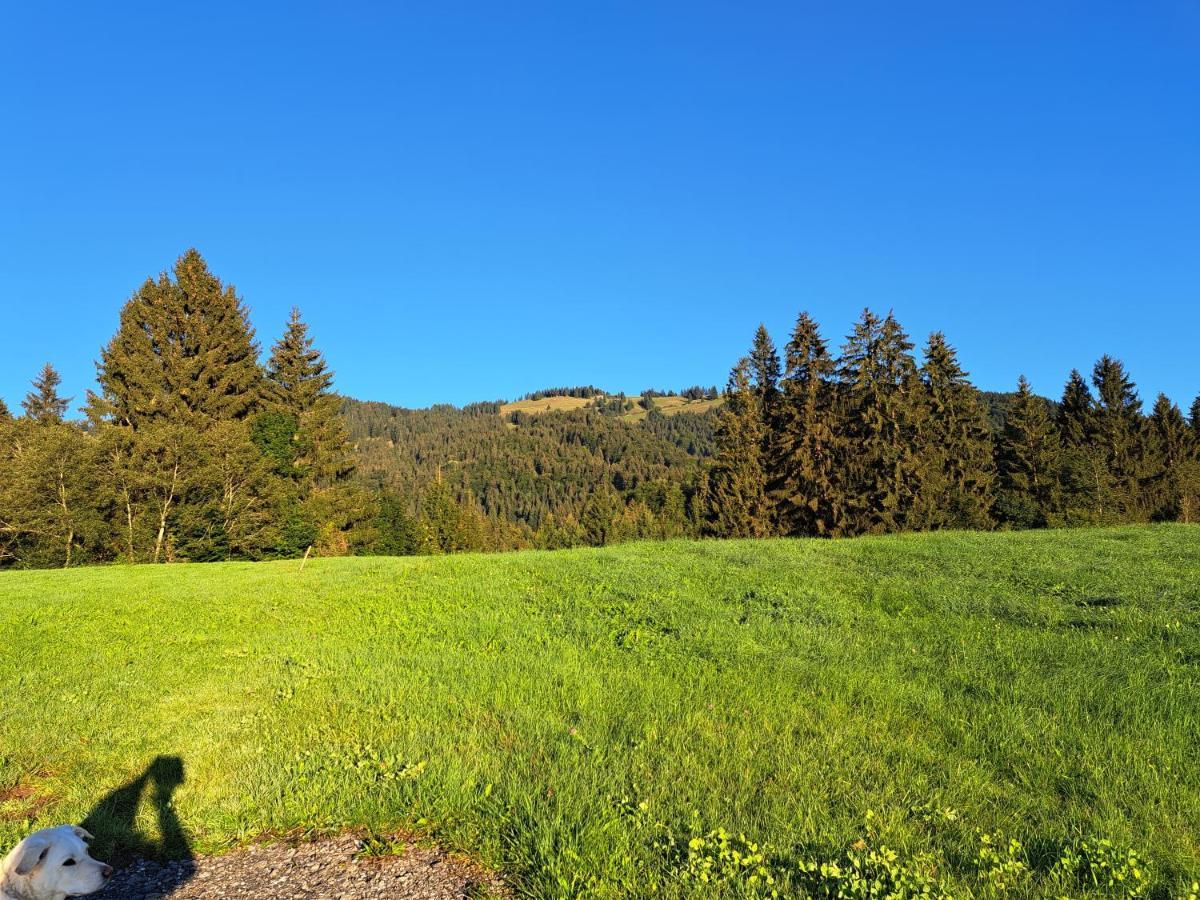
[
  {"x1": 498, "y1": 394, "x2": 722, "y2": 420},
  {"x1": 1, "y1": 527, "x2": 1197, "y2": 896}
]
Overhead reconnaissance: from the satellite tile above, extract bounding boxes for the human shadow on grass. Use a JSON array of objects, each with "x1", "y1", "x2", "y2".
[{"x1": 80, "y1": 755, "x2": 195, "y2": 893}]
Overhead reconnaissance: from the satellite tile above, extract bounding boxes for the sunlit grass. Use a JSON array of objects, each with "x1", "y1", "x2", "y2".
[{"x1": 1, "y1": 526, "x2": 1197, "y2": 896}]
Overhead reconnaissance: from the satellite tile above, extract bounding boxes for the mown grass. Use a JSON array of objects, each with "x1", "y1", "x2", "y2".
[{"x1": 1, "y1": 526, "x2": 1197, "y2": 897}]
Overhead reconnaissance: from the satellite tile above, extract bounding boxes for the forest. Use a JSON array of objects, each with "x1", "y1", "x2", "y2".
[{"x1": 0, "y1": 250, "x2": 1197, "y2": 568}]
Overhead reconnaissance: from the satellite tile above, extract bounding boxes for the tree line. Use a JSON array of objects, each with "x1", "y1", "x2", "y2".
[
  {"x1": 3, "y1": 252, "x2": 1196, "y2": 569},
  {"x1": 0, "y1": 250, "x2": 364, "y2": 567},
  {"x1": 700, "y1": 311, "x2": 1200, "y2": 538}
]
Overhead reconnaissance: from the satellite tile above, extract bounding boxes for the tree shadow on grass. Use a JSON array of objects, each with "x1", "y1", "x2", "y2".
[{"x1": 81, "y1": 755, "x2": 195, "y2": 892}]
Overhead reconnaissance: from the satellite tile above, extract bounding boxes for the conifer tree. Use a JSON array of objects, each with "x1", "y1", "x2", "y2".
[
  {"x1": 749, "y1": 324, "x2": 782, "y2": 420},
  {"x1": 836, "y1": 310, "x2": 924, "y2": 534},
  {"x1": 1191, "y1": 395, "x2": 1200, "y2": 436},
  {"x1": 994, "y1": 376, "x2": 1061, "y2": 527},
  {"x1": 911, "y1": 333, "x2": 995, "y2": 529},
  {"x1": 91, "y1": 249, "x2": 263, "y2": 428},
  {"x1": 1147, "y1": 393, "x2": 1200, "y2": 523},
  {"x1": 1056, "y1": 370, "x2": 1100, "y2": 523},
  {"x1": 265, "y1": 308, "x2": 353, "y2": 489},
  {"x1": 703, "y1": 359, "x2": 772, "y2": 537},
  {"x1": 22, "y1": 363, "x2": 71, "y2": 424},
  {"x1": 0, "y1": 397, "x2": 12, "y2": 421},
  {"x1": 1090, "y1": 355, "x2": 1146, "y2": 522},
  {"x1": 775, "y1": 311, "x2": 839, "y2": 535}
]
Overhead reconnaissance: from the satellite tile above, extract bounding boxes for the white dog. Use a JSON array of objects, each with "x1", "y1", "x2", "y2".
[{"x1": 0, "y1": 826, "x2": 112, "y2": 900}]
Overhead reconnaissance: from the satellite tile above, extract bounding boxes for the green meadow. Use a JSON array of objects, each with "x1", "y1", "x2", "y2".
[{"x1": 1, "y1": 526, "x2": 1197, "y2": 897}]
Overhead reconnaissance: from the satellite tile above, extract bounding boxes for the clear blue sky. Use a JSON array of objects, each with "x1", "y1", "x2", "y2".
[{"x1": 2, "y1": 1, "x2": 1197, "y2": 412}]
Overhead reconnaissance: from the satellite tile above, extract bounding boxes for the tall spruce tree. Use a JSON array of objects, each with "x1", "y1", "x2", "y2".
[
  {"x1": 22, "y1": 363, "x2": 71, "y2": 424},
  {"x1": 749, "y1": 324, "x2": 782, "y2": 421},
  {"x1": 703, "y1": 358, "x2": 772, "y2": 537},
  {"x1": 775, "y1": 312, "x2": 839, "y2": 535},
  {"x1": 994, "y1": 376, "x2": 1061, "y2": 527},
  {"x1": 265, "y1": 308, "x2": 353, "y2": 488},
  {"x1": 1090, "y1": 355, "x2": 1146, "y2": 522},
  {"x1": 90, "y1": 249, "x2": 264, "y2": 428},
  {"x1": 1147, "y1": 393, "x2": 1200, "y2": 523},
  {"x1": 836, "y1": 310, "x2": 924, "y2": 534},
  {"x1": 1190, "y1": 395, "x2": 1200, "y2": 436},
  {"x1": 1057, "y1": 369, "x2": 1100, "y2": 523},
  {"x1": 911, "y1": 333, "x2": 995, "y2": 530}
]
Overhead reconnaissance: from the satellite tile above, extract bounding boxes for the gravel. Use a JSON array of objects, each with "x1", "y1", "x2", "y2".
[{"x1": 86, "y1": 834, "x2": 505, "y2": 899}]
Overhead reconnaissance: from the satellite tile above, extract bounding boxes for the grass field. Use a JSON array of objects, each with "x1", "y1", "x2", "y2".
[
  {"x1": 2, "y1": 527, "x2": 1198, "y2": 897},
  {"x1": 497, "y1": 394, "x2": 722, "y2": 420}
]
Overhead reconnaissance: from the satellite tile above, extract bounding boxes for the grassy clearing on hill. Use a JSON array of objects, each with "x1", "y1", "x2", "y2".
[
  {"x1": 497, "y1": 394, "x2": 722, "y2": 421},
  {"x1": 1, "y1": 527, "x2": 1198, "y2": 897}
]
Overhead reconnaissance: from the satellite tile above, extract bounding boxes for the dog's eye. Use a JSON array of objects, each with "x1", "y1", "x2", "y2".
[{"x1": 63, "y1": 859, "x2": 76, "y2": 866}]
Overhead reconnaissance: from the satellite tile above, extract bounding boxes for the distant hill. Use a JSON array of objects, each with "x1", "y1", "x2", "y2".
[{"x1": 341, "y1": 394, "x2": 719, "y2": 543}]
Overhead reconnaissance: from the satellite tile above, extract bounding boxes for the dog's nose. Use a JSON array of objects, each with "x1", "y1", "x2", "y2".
[{"x1": 102, "y1": 865, "x2": 113, "y2": 878}]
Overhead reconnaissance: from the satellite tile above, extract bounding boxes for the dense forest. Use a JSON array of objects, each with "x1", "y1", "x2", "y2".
[{"x1": 0, "y1": 250, "x2": 1196, "y2": 569}]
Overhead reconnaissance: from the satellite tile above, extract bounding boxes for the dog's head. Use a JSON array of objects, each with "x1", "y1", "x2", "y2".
[{"x1": 2, "y1": 825, "x2": 112, "y2": 900}]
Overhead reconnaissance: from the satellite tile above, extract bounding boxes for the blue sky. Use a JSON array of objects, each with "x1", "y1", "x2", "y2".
[{"x1": 1, "y1": 1, "x2": 1197, "y2": 412}]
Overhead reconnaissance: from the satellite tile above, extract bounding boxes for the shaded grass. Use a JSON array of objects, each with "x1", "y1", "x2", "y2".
[{"x1": 1, "y1": 526, "x2": 1197, "y2": 896}]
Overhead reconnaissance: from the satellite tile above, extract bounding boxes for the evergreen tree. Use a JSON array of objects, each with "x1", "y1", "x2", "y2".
[
  {"x1": 1056, "y1": 370, "x2": 1100, "y2": 523},
  {"x1": 911, "y1": 333, "x2": 994, "y2": 530},
  {"x1": 749, "y1": 324, "x2": 782, "y2": 419},
  {"x1": 90, "y1": 249, "x2": 263, "y2": 428},
  {"x1": 1147, "y1": 393, "x2": 1200, "y2": 523},
  {"x1": 775, "y1": 311, "x2": 840, "y2": 535},
  {"x1": 836, "y1": 310, "x2": 924, "y2": 534},
  {"x1": 265, "y1": 308, "x2": 353, "y2": 489},
  {"x1": 22, "y1": 363, "x2": 71, "y2": 424},
  {"x1": 1090, "y1": 355, "x2": 1146, "y2": 522},
  {"x1": 1190, "y1": 395, "x2": 1200, "y2": 436},
  {"x1": 703, "y1": 359, "x2": 772, "y2": 537},
  {"x1": 994, "y1": 376, "x2": 1061, "y2": 527},
  {"x1": 0, "y1": 397, "x2": 12, "y2": 421}
]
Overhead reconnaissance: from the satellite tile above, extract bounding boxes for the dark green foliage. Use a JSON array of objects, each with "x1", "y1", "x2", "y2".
[
  {"x1": 0, "y1": 397, "x2": 11, "y2": 421},
  {"x1": 994, "y1": 376, "x2": 1061, "y2": 528},
  {"x1": 1088, "y1": 355, "x2": 1146, "y2": 522},
  {"x1": 910, "y1": 333, "x2": 994, "y2": 530},
  {"x1": 1147, "y1": 393, "x2": 1200, "y2": 523},
  {"x1": 774, "y1": 312, "x2": 840, "y2": 535},
  {"x1": 834, "y1": 311, "x2": 925, "y2": 535},
  {"x1": 250, "y1": 410, "x2": 300, "y2": 475},
  {"x1": 21, "y1": 363, "x2": 71, "y2": 424},
  {"x1": 2, "y1": 250, "x2": 1197, "y2": 568},
  {"x1": 90, "y1": 249, "x2": 263, "y2": 428},
  {"x1": 369, "y1": 492, "x2": 423, "y2": 555},
  {"x1": 749, "y1": 324, "x2": 782, "y2": 418},
  {"x1": 702, "y1": 359, "x2": 772, "y2": 538}
]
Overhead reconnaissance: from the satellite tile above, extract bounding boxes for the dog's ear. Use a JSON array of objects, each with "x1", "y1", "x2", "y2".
[
  {"x1": 13, "y1": 835, "x2": 51, "y2": 876},
  {"x1": 72, "y1": 826, "x2": 94, "y2": 842}
]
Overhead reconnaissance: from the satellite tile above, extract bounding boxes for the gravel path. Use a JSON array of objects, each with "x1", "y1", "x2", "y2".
[{"x1": 87, "y1": 834, "x2": 505, "y2": 899}]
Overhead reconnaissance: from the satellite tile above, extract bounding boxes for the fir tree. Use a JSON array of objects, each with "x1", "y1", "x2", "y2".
[
  {"x1": 1056, "y1": 370, "x2": 1100, "y2": 523},
  {"x1": 1147, "y1": 393, "x2": 1200, "y2": 523},
  {"x1": 1190, "y1": 394, "x2": 1200, "y2": 436},
  {"x1": 91, "y1": 249, "x2": 263, "y2": 428},
  {"x1": 265, "y1": 308, "x2": 353, "y2": 489},
  {"x1": 775, "y1": 311, "x2": 839, "y2": 535},
  {"x1": 0, "y1": 397, "x2": 12, "y2": 421},
  {"x1": 703, "y1": 359, "x2": 771, "y2": 537},
  {"x1": 836, "y1": 310, "x2": 924, "y2": 534},
  {"x1": 749, "y1": 324, "x2": 782, "y2": 419},
  {"x1": 1090, "y1": 355, "x2": 1146, "y2": 522},
  {"x1": 22, "y1": 363, "x2": 71, "y2": 424},
  {"x1": 911, "y1": 333, "x2": 995, "y2": 530},
  {"x1": 994, "y1": 376, "x2": 1061, "y2": 527}
]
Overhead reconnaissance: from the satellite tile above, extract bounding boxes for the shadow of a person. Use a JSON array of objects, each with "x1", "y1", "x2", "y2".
[{"x1": 81, "y1": 755, "x2": 195, "y2": 891}]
